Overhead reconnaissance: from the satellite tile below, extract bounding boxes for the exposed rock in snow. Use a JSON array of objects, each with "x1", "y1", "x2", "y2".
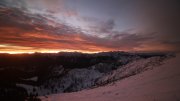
[
  {"x1": 43, "y1": 68, "x2": 102, "y2": 94},
  {"x1": 50, "y1": 65, "x2": 64, "y2": 77},
  {"x1": 61, "y1": 69, "x2": 102, "y2": 92},
  {"x1": 88, "y1": 63, "x2": 116, "y2": 73}
]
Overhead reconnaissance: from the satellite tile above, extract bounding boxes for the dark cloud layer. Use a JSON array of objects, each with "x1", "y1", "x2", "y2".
[
  {"x1": 0, "y1": 6, "x2": 114, "y2": 52},
  {"x1": 0, "y1": 0, "x2": 180, "y2": 53}
]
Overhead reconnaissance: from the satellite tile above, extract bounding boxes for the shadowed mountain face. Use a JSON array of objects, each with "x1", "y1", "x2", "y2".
[{"x1": 0, "y1": 51, "x2": 171, "y2": 100}]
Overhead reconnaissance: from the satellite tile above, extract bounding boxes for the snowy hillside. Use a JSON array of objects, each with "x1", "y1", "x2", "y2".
[
  {"x1": 40, "y1": 54, "x2": 180, "y2": 101},
  {"x1": 96, "y1": 56, "x2": 165, "y2": 86},
  {"x1": 15, "y1": 52, "x2": 169, "y2": 96}
]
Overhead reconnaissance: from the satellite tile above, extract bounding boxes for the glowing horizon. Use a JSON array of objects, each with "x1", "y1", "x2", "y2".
[{"x1": 0, "y1": 49, "x2": 104, "y2": 54}]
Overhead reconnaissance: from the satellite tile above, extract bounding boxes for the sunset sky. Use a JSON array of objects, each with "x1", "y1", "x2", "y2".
[{"x1": 0, "y1": 0, "x2": 180, "y2": 53}]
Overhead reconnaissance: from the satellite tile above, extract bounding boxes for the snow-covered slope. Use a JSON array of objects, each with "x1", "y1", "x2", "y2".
[
  {"x1": 40, "y1": 54, "x2": 180, "y2": 101},
  {"x1": 17, "y1": 55, "x2": 165, "y2": 96},
  {"x1": 16, "y1": 56, "x2": 166, "y2": 96},
  {"x1": 96, "y1": 56, "x2": 165, "y2": 85}
]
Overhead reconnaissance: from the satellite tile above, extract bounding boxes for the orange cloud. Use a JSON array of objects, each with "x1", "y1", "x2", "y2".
[{"x1": 0, "y1": 5, "x2": 178, "y2": 54}]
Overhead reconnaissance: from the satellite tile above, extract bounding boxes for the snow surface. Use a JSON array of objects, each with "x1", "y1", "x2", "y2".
[
  {"x1": 40, "y1": 54, "x2": 180, "y2": 101},
  {"x1": 22, "y1": 76, "x2": 38, "y2": 81},
  {"x1": 16, "y1": 84, "x2": 38, "y2": 95}
]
